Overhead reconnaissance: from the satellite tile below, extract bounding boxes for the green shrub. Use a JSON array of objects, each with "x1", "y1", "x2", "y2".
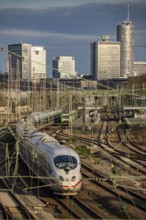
[
  {"x1": 70, "y1": 137, "x2": 77, "y2": 142},
  {"x1": 76, "y1": 145, "x2": 88, "y2": 157}
]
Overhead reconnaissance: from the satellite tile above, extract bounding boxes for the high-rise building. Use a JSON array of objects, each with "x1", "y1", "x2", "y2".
[
  {"x1": 117, "y1": 5, "x2": 134, "y2": 77},
  {"x1": 52, "y1": 56, "x2": 77, "y2": 78},
  {"x1": 90, "y1": 35, "x2": 120, "y2": 80},
  {"x1": 31, "y1": 46, "x2": 46, "y2": 80},
  {"x1": 134, "y1": 62, "x2": 146, "y2": 76},
  {"x1": 8, "y1": 43, "x2": 31, "y2": 80},
  {"x1": 8, "y1": 44, "x2": 46, "y2": 81}
]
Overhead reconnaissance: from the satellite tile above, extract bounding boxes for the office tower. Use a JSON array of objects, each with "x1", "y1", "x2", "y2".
[
  {"x1": 117, "y1": 5, "x2": 134, "y2": 77},
  {"x1": 8, "y1": 43, "x2": 31, "y2": 81},
  {"x1": 52, "y1": 56, "x2": 77, "y2": 78},
  {"x1": 31, "y1": 46, "x2": 46, "y2": 80},
  {"x1": 8, "y1": 44, "x2": 46, "y2": 81},
  {"x1": 134, "y1": 62, "x2": 146, "y2": 76},
  {"x1": 90, "y1": 35, "x2": 120, "y2": 80}
]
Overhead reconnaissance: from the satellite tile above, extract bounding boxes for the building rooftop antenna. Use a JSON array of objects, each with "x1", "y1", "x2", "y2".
[{"x1": 127, "y1": 4, "x2": 130, "y2": 21}]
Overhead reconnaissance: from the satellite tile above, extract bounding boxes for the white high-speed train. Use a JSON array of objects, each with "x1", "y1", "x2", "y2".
[{"x1": 16, "y1": 116, "x2": 82, "y2": 196}]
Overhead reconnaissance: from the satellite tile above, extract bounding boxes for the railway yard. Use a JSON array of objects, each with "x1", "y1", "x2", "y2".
[
  {"x1": 0, "y1": 38, "x2": 146, "y2": 220},
  {"x1": 0, "y1": 111, "x2": 146, "y2": 220}
]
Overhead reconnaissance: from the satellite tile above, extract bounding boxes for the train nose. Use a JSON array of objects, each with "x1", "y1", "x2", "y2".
[
  {"x1": 59, "y1": 176, "x2": 81, "y2": 190},
  {"x1": 64, "y1": 166, "x2": 70, "y2": 173},
  {"x1": 59, "y1": 175, "x2": 76, "y2": 183}
]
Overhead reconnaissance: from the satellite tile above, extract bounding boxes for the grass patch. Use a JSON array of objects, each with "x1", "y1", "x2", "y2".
[
  {"x1": 69, "y1": 137, "x2": 77, "y2": 142},
  {"x1": 93, "y1": 158, "x2": 100, "y2": 165},
  {"x1": 76, "y1": 145, "x2": 88, "y2": 157}
]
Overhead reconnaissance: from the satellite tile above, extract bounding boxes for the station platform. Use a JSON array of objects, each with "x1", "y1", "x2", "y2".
[
  {"x1": 124, "y1": 117, "x2": 146, "y2": 127},
  {"x1": 0, "y1": 192, "x2": 24, "y2": 219},
  {"x1": 0, "y1": 192, "x2": 56, "y2": 220},
  {"x1": 16, "y1": 194, "x2": 57, "y2": 220}
]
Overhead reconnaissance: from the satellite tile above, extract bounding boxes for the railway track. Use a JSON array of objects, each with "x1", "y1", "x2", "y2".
[
  {"x1": 0, "y1": 182, "x2": 35, "y2": 220},
  {"x1": 11, "y1": 158, "x2": 111, "y2": 219},
  {"x1": 41, "y1": 195, "x2": 104, "y2": 219},
  {"x1": 81, "y1": 161, "x2": 146, "y2": 214},
  {"x1": 115, "y1": 124, "x2": 146, "y2": 158},
  {"x1": 96, "y1": 117, "x2": 146, "y2": 175},
  {"x1": 0, "y1": 155, "x2": 35, "y2": 219},
  {"x1": 54, "y1": 126, "x2": 146, "y2": 218},
  {"x1": 1, "y1": 120, "x2": 146, "y2": 219},
  {"x1": 60, "y1": 127, "x2": 146, "y2": 176},
  {"x1": 17, "y1": 158, "x2": 110, "y2": 219}
]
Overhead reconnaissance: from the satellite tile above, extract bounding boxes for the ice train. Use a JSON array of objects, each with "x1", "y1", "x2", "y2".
[{"x1": 16, "y1": 114, "x2": 82, "y2": 196}]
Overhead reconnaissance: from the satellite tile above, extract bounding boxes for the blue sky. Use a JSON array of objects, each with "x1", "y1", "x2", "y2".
[{"x1": 0, "y1": 0, "x2": 146, "y2": 77}]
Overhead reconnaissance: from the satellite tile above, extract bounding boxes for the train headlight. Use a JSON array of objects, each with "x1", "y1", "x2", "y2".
[
  {"x1": 59, "y1": 176, "x2": 64, "y2": 181},
  {"x1": 71, "y1": 176, "x2": 76, "y2": 181}
]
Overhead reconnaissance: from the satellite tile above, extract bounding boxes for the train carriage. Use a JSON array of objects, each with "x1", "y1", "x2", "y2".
[
  {"x1": 31, "y1": 109, "x2": 62, "y2": 125},
  {"x1": 61, "y1": 109, "x2": 78, "y2": 124}
]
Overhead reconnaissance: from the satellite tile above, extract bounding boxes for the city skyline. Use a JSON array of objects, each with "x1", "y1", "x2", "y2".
[{"x1": 0, "y1": 0, "x2": 145, "y2": 77}]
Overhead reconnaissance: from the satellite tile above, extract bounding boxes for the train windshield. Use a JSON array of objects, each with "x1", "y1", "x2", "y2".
[{"x1": 54, "y1": 155, "x2": 77, "y2": 169}]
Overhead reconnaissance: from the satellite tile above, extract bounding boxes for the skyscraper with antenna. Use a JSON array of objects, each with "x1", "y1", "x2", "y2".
[{"x1": 117, "y1": 4, "x2": 134, "y2": 77}]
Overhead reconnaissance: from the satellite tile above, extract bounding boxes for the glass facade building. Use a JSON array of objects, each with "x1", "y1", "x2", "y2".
[
  {"x1": 117, "y1": 20, "x2": 134, "y2": 77},
  {"x1": 8, "y1": 44, "x2": 31, "y2": 81},
  {"x1": 8, "y1": 44, "x2": 46, "y2": 81}
]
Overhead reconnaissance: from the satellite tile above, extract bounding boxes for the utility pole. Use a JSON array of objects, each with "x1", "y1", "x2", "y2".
[
  {"x1": 32, "y1": 67, "x2": 37, "y2": 112},
  {"x1": 69, "y1": 94, "x2": 73, "y2": 137},
  {"x1": 7, "y1": 54, "x2": 13, "y2": 124},
  {"x1": 50, "y1": 79, "x2": 53, "y2": 110},
  {"x1": 27, "y1": 67, "x2": 31, "y2": 113},
  {"x1": 42, "y1": 78, "x2": 46, "y2": 110},
  {"x1": 56, "y1": 80, "x2": 60, "y2": 109},
  {"x1": 82, "y1": 94, "x2": 86, "y2": 131},
  {"x1": 16, "y1": 59, "x2": 21, "y2": 119}
]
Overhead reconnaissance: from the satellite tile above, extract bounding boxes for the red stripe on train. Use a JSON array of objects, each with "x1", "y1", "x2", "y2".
[{"x1": 61, "y1": 179, "x2": 81, "y2": 188}]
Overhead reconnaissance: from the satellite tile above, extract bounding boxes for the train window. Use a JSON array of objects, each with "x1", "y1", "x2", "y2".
[{"x1": 54, "y1": 155, "x2": 77, "y2": 169}]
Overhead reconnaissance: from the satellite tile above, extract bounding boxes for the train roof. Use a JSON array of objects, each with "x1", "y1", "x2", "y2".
[
  {"x1": 31, "y1": 109, "x2": 62, "y2": 117},
  {"x1": 17, "y1": 117, "x2": 80, "y2": 160},
  {"x1": 29, "y1": 131, "x2": 58, "y2": 144},
  {"x1": 27, "y1": 131, "x2": 79, "y2": 159}
]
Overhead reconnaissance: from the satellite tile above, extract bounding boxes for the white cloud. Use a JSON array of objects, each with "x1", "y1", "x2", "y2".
[
  {"x1": 0, "y1": 28, "x2": 100, "y2": 41},
  {"x1": 0, "y1": 0, "x2": 96, "y2": 9},
  {"x1": 1, "y1": 0, "x2": 145, "y2": 9}
]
